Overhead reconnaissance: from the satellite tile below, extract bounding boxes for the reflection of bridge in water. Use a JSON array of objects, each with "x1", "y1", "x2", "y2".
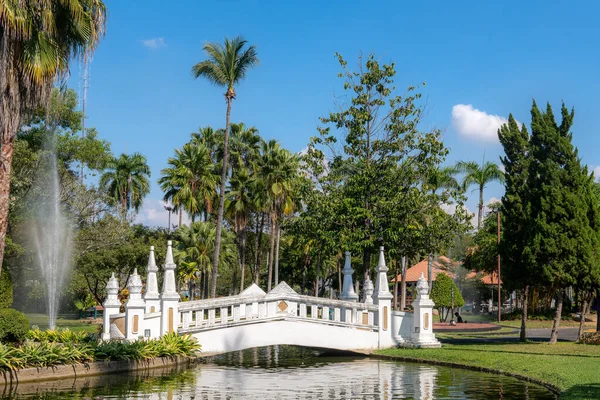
[
  {"x1": 103, "y1": 243, "x2": 441, "y2": 352},
  {"x1": 6, "y1": 346, "x2": 556, "y2": 399}
]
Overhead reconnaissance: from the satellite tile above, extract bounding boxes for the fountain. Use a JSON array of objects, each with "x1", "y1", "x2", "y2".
[{"x1": 32, "y1": 147, "x2": 72, "y2": 329}]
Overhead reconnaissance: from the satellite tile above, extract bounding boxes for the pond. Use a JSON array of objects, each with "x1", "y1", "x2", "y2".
[{"x1": 3, "y1": 346, "x2": 556, "y2": 399}]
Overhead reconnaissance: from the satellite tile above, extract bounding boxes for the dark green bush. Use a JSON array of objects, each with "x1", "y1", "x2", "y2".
[
  {"x1": 0, "y1": 270, "x2": 13, "y2": 308},
  {"x1": 0, "y1": 309, "x2": 29, "y2": 343}
]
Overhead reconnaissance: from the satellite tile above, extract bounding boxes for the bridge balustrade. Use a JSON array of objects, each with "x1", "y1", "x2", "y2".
[{"x1": 177, "y1": 293, "x2": 378, "y2": 333}]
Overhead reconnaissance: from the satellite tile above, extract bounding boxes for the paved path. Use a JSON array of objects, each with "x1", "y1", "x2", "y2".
[{"x1": 439, "y1": 327, "x2": 581, "y2": 344}]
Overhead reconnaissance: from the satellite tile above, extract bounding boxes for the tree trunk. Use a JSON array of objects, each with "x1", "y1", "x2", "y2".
[
  {"x1": 210, "y1": 96, "x2": 233, "y2": 298},
  {"x1": 400, "y1": 256, "x2": 407, "y2": 310},
  {"x1": 338, "y1": 257, "x2": 342, "y2": 297},
  {"x1": 578, "y1": 293, "x2": 590, "y2": 341},
  {"x1": 267, "y1": 215, "x2": 276, "y2": 292},
  {"x1": 549, "y1": 289, "x2": 563, "y2": 344},
  {"x1": 315, "y1": 255, "x2": 320, "y2": 297},
  {"x1": 596, "y1": 288, "x2": 600, "y2": 333},
  {"x1": 301, "y1": 260, "x2": 307, "y2": 295},
  {"x1": 188, "y1": 280, "x2": 193, "y2": 301},
  {"x1": 427, "y1": 254, "x2": 433, "y2": 293},
  {"x1": 178, "y1": 210, "x2": 182, "y2": 228},
  {"x1": 478, "y1": 185, "x2": 484, "y2": 230},
  {"x1": 363, "y1": 248, "x2": 371, "y2": 286},
  {"x1": 254, "y1": 213, "x2": 265, "y2": 285},
  {"x1": 239, "y1": 229, "x2": 247, "y2": 293},
  {"x1": 274, "y1": 221, "x2": 281, "y2": 286},
  {"x1": 393, "y1": 259, "x2": 399, "y2": 310},
  {"x1": 0, "y1": 133, "x2": 16, "y2": 279},
  {"x1": 520, "y1": 285, "x2": 528, "y2": 342}
]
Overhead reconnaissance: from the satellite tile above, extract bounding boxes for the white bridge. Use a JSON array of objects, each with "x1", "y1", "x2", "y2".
[{"x1": 102, "y1": 241, "x2": 440, "y2": 353}]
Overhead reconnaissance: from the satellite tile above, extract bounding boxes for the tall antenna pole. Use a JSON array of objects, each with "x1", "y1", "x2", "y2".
[
  {"x1": 497, "y1": 210, "x2": 501, "y2": 322},
  {"x1": 80, "y1": 53, "x2": 90, "y2": 182}
]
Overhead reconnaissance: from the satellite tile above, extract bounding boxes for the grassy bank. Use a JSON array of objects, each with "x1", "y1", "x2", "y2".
[
  {"x1": 376, "y1": 342, "x2": 600, "y2": 399},
  {"x1": 26, "y1": 313, "x2": 100, "y2": 333}
]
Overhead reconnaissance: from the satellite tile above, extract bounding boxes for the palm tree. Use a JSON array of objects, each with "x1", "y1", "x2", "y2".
[
  {"x1": 174, "y1": 221, "x2": 238, "y2": 298},
  {"x1": 226, "y1": 167, "x2": 255, "y2": 293},
  {"x1": 192, "y1": 36, "x2": 259, "y2": 298},
  {"x1": 159, "y1": 142, "x2": 217, "y2": 224},
  {"x1": 427, "y1": 166, "x2": 460, "y2": 194},
  {"x1": 0, "y1": 0, "x2": 106, "y2": 276},
  {"x1": 229, "y1": 123, "x2": 262, "y2": 174},
  {"x1": 259, "y1": 140, "x2": 299, "y2": 291},
  {"x1": 100, "y1": 153, "x2": 150, "y2": 220},
  {"x1": 457, "y1": 160, "x2": 505, "y2": 229},
  {"x1": 174, "y1": 222, "x2": 215, "y2": 299}
]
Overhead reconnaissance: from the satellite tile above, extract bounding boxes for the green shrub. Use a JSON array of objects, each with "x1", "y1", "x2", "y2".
[
  {"x1": 579, "y1": 332, "x2": 600, "y2": 345},
  {"x1": 26, "y1": 327, "x2": 91, "y2": 344},
  {"x1": 430, "y1": 273, "x2": 465, "y2": 322},
  {"x1": 0, "y1": 309, "x2": 29, "y2": 343},
  {"x1": 0, "y1": 270, "x2": 13, "y2": 308}
]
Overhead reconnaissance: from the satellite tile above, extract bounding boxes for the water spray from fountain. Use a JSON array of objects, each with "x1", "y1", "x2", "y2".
[{"x1": 32, "y1": 141, "x2": 72, "y2": 329}]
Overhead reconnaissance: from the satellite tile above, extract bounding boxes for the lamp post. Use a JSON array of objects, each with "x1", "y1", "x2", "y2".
[{"x1": 164, "y1": 205, "x2": 173, "y2": 232}]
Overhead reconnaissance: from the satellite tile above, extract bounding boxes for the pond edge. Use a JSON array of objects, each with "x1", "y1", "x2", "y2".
[
  {"x1": 362, "y1": 351, "x2": 561, "y2": 396},
  {"x1": 0, "y1": 355, "x2": 205, "y2": 386}
]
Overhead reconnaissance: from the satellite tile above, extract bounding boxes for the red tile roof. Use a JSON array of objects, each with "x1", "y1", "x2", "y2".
[{"x1": 391, "y1": 256, "x2": 457, "y2": 283}]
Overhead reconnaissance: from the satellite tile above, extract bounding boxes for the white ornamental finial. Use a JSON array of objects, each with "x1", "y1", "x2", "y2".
[
  {"x1": 341, "y1": 251, "x2": 358, "y2": 301},
  {"x1": 128, "y1": 268, "x2": 143, "y2": 294},
  {"x1": 363, "y1": 278, "x2": 374, "y2": 304},
  {"x1": 106, "y1": 272, "x2": 119, "y2": 294},
  {"x1": 377, "y1": 246, "x2": 388, "y2": 272},
  {"x1": 417, "y1": 272, "x2": 429, "y2": 296},
  {"x1": 165, "y1": 240, "x2": 175, "y2": 266},
  {"x1": 147, "y1": 245, "x2": 157, "y2": 272}
]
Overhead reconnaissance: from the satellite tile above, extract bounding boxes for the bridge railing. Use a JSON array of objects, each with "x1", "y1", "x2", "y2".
[{"x1": 177, "y1": 293, "x2": 378, "y2": 332}]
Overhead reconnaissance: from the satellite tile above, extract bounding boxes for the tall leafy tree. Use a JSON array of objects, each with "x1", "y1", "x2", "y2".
[
  {"x1": 192, "y1": 36, "x2": 259, "y2": 298},
  {"x1": 457, "y1": 160, "x2": 504, "y2": 230},
  {"x1": 0, "y1": 0, "x2": 106, "y2": 276},
  {"x1": 100, "y1": 153, "x2": 150, "y2": 220},
  {"x1": 310, "y1": 53, "x2": 468, "y2": 292},
  {"x1": 525, "y1": 102, "x2": 591, "y2": 343},
  {"x1": 499, "y1": 115, "x2": 532, "y2": 341}
]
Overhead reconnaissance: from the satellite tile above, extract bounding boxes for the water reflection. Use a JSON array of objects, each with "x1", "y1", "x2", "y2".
[{"x1": 2, "y1": 346, "x2": 556, "y2": 399}]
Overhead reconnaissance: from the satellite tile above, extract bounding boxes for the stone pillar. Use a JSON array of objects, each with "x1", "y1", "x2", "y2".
[
  {"x1": 340, "y1": 251, "x2": 359, "y2": 301},
  {"x1": 144, "y1": 246, "x2": 160, "y2": 313},
  {"x1": 102, "y1": 273, "x2": 121, "y2": 341},
  {"x1": 363, "y1": 278, "x2": 374, "y2": 305},
  {"x1": 410, "y1": 272, "x2": 441, "y2": 347},
  {"x1": 125, "y1": 269, "x2": 146, "y2": 341},
  {"x1": 160, "y1": 240, "x2": 180, "y2": 335},
  {"x1": 373, "y1": 246, "x2": 394, "y2": 348}
]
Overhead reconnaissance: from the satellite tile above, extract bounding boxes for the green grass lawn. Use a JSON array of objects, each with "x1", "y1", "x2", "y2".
[
  {"x1": 499, "y1": 319, "x2": 595, "y2": 329},
  {"x1": 434, "y1": 326, "x2": 517, "y2": 340},
  {"x1": 25, "y1": 313, "x2": 100, "y2": 333},
  {"x1": 376, "y1": 342, "x2": 600, "y2": 400}
]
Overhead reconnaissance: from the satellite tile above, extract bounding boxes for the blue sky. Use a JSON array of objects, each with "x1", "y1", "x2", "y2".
[{"x1": 74, "y1": 0, "x2": 600, "y2": 227}]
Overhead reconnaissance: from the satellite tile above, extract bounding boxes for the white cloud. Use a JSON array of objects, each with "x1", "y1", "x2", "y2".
[
  {"x1": 141, "y1": 38, "x2": 166, "y2": 49},
  {"x1": 590, "y1": 165, "x2": 600, "y2": 181},
  {"x1": 134, "y1": 199, "x2": 190, "y2": 229},
  {"x1": 451, "y1": 104, "x2": 510, "y2": 144}
]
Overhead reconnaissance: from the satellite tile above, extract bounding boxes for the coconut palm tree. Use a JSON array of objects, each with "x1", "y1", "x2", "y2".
[
  {"x1": 192, "y1": 36, "x2": 259, "y2": 298},
  {"x1": 259, "y1": 140, "x2": 299, "y2": 291},
  {"x1": 427, "y1": 165, "x2": 460, "y2": 194},
  {"x1": 100, "y1": 153, "x2": 150, "y2": 220},
  {"x1": 457, "y1": 160, "x2": 505, "y2": 229},
  {"x1": 159, "y1": 142, "x2": 217, "y2": 224},
  {"x1": 226, "y1": 167, "x2": 255, "y2": 293},
  {"x1": 0, "y1": 0, "x2": 106, "y2": 276},
  {"x1": 174, "y1": 221, "x2": 237, "y2": 298}
]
